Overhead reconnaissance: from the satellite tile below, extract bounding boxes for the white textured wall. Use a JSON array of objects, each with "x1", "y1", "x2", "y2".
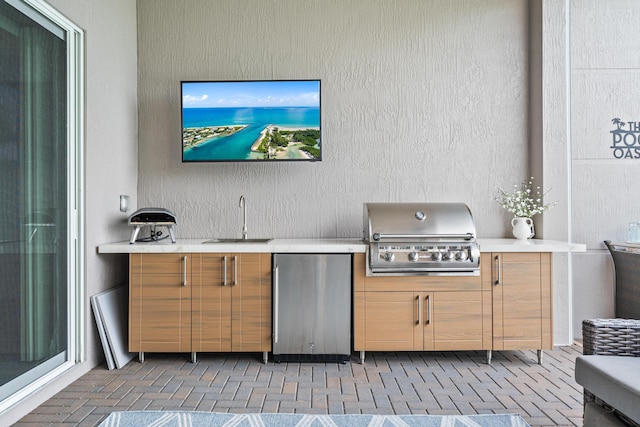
[
  {"x1": 570, "y1": 0, "x2": 640, "y2": 337},
  {"x1": 137, "y1": 0, "x2": 529, "y2": 240},
  {"x1": 4, "y1": 0, "x2": 138, "y2": 424},
  {"x1": 47, "y1": 0, "x2": 138, "y2": 363},
  {"x1": 572, "y1": 0, "x2": 640, "y2": 248}
]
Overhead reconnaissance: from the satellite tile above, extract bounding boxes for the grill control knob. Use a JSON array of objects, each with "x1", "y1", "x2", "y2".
[
  {"x1": 431, "y1": 252, "x2": 443, "y2": 261},
  {"x1": 383, "y1": 252, "x2": 395, "y2": 262},
  {"x1": 443, "y1": 251, "x2": 454, "y2": 261},
  {"x1": 455, "y1": 251, "x2": 468, "y2": 261},
  {"x1": 408, "y1": 251, "x2": 419, "y2": 262}
]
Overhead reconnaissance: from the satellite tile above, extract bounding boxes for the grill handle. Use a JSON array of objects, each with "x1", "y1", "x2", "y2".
[{"x1": 372, "y1": 233, "x2": 475, "y2": 241}]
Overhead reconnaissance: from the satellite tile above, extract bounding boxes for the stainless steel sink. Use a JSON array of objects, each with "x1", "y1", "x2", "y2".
[{"x1": 203, "y1": 238, "x2": 272, "y2": 244}]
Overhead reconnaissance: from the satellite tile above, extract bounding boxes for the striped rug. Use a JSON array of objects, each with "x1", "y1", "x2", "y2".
[{"x1": 99, "y1": 411, "x2": 530, "y2": 426}]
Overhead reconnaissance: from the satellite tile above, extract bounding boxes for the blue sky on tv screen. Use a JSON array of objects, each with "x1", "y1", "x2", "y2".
[{"x1": 182, "y1": 80, "x2": 320, "y2": 109}]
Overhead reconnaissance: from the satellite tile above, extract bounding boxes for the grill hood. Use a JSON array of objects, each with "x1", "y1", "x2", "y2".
[{"x1": 364, "y1": 202, "x2": 476, "y2": 243}]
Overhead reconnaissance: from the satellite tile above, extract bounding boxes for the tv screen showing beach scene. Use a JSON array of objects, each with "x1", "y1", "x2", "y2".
[{"x1": 181, "y1": 80, "x2": 321, "y2": 162}]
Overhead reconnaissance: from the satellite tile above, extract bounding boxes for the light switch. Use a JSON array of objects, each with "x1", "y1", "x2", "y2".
[{"x1": 119, "y1": 195, "x2": 130, "y2": 212}]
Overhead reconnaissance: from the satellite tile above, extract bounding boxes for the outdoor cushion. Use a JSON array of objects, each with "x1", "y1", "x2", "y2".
[{"x1": 575, "y1": 355, "x2": 640, "y2": 424}]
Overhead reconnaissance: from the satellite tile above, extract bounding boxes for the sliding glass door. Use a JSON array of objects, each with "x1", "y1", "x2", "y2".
[{"x1": 0, "y1": 0, "x2": 83, "y2": 405}]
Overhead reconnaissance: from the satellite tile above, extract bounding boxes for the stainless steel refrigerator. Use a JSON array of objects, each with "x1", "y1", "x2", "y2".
[{"x1": 272, "y1": 254, "x2": 351, "y2": 363}]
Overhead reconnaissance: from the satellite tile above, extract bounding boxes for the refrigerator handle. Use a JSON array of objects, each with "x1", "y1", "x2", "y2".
[{"x1": 273, "y1": 264, "x2": 279, "y2": 344}]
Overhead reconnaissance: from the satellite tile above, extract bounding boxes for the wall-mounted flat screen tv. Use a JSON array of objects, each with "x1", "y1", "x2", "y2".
[{"x1": 181, "y1": 80, "x2": 321, "y2": 162}]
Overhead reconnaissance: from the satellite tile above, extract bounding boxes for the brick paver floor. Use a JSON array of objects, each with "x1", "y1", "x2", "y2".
[{"x1": 14, "y1": 345, "x2": 584, "y2": 427}]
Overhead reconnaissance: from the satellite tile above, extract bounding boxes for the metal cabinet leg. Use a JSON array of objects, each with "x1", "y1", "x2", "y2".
[
  {"x1": 138, "y1": 352, "x2": 144, "y2": 363},
  {"x1": 191, "y1": 352, "x2": 197, "y2": 363},
  {"x1": 537, "y1": 350, "x2": 543, "y2": 365},
  {"x1": 263, "y1": 351, "x2": 268, "y2": 364},
  {"x1": 486, "y1": 350, "x2": 492, "y2": 365},
  {"x1": 360, "y1": 351, "x2": 365, "y2": 364}
]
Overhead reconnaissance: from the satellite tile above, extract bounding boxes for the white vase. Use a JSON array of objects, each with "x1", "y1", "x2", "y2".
[{"x1": 511, "y1": 217, "x2": 535, "y2": 240}]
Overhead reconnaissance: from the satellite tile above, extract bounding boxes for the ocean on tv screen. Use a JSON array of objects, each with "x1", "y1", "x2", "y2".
[{"x1": 182, "y1": 106, "x2": 320, "y2": 161}]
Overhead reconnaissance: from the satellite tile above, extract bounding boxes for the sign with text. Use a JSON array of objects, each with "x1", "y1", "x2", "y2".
[{"x1": 611, "y1": 118, "x2": 640, "y2": 159}]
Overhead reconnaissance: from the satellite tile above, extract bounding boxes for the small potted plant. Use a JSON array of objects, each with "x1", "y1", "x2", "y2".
[{"x1": 494, "y1": 177, "x2": 557, "y2": 239}]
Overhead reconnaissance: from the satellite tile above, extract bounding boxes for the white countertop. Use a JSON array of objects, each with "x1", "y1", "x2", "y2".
[
  {"x1": 98, "y1": 238, "x2": 367, "y2": 253},
  {"x1": 478, "y1": 238, "x2": 586, "y2": 252},
  {"x1": 98, "y1": 238, "x2": 586, "y2": 254}
]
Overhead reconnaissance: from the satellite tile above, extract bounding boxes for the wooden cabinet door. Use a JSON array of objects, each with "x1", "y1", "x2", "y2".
[
  {"x1": 361, "y1": 290, "x2": 489, "y2": 352},
  {"x1": 431, "y1": 291, "x2": 489, "y2": 350},
  {"x1": 129, "y1": 253, "x2": 191, "y2": 353},
  {"x1": 361, "y1": 291, "x2": 422, "y2": 351},
  {"x1": 231, "y1": 253, "x2": 271, "y2": 352},
  {"x1": 491, "y1": 252, "x2": 552, "y2": 351},
  {"x1": 192, "y1": 253, "x2": 232, "y2": 352},
  {"x1": 193, "y1": 253, "x2": 271, "y2": 353}
]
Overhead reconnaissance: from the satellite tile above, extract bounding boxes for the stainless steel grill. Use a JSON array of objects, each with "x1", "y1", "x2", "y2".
[{"x1": 363, "y1": 202, "x2": 480, "y2": 276}]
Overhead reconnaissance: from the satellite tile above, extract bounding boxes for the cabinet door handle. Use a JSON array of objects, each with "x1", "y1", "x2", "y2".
[
  {"x1": 426, "y1": 294, "x2": 431, "y2": 325},
  {"x1": 182, "y1": 256, "x2": 188, "y2": 286},
  {"x1": 233, "y1": 256, "x2": 238, "y2": 286},
  {"x1": 274, "y1": 265, "x2": 279, "y2": 344},
  {"x1": 223, "y1": 256, "x2": 228, "y2": 286},
  {"x1": 494, "y1": 254, "x2": 502, "y2": 286},
  {"x1": 417, "y1": 295, "x2": 421, "y2": 325}
]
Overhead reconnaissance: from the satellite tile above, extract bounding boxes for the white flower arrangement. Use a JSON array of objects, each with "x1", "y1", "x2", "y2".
[{"x1": 495, "y1": 177, "x2": 557, "y2": 218}]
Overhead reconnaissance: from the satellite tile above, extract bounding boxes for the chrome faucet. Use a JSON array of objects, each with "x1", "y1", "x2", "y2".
[{"x1": 239, "y1": 195, "x2": 248, "y2": 240}]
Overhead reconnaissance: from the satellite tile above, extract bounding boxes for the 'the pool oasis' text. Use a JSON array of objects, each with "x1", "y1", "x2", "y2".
[{"x1": 610, "y1": 118, "x2": 640, "y2": 159}]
